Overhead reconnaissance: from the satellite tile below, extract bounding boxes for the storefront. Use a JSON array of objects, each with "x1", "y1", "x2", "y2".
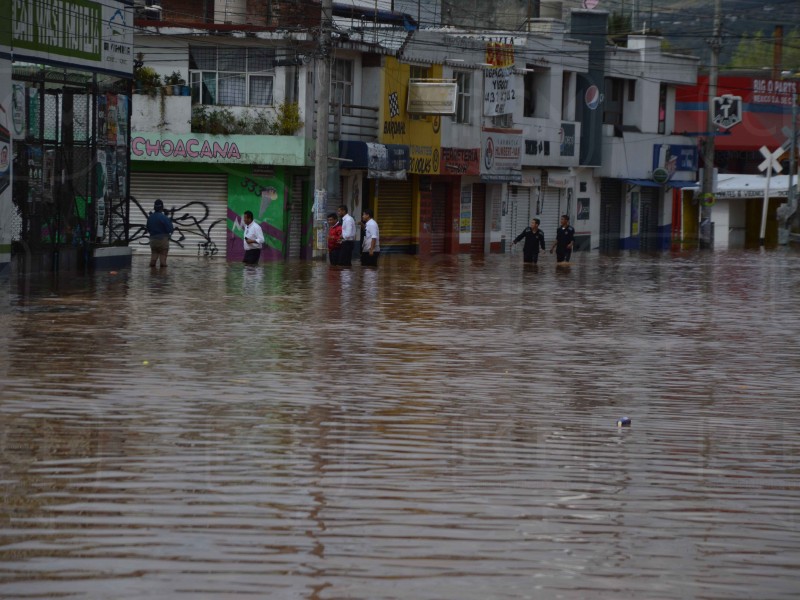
[
  {"x1": 338, "y1": 140, "x2": 410, "y2": 254},
  {"x1": 1, "y1": 0, "x2": 135, "y2": 273},
  {"x1": 130, "y1": 132, "x2": 312, "y2": 262}
]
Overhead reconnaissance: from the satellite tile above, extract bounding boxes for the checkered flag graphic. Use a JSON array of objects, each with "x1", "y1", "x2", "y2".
[{"x1": 388, "y1": 92, "x2": 400, "y2": 118}]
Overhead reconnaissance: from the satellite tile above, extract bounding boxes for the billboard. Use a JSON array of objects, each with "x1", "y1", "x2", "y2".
[{"x1": 4, "y1": 0, "x2": 134, "y2": 77}]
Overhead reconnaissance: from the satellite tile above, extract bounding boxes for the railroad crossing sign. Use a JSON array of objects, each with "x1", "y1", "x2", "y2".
[
  {"x1": 758, "y1": 145, "x2": 784, "y2": 174},
  {"x1": 712, "y1": 94, "x2": 742, "y2": 129}
]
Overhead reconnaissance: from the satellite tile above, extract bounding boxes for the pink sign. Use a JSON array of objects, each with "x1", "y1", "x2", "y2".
[{"x1": 131, "y1": 136, "x2": 241, "y2": 160}]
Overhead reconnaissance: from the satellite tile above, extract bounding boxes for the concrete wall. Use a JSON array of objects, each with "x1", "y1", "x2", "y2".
[{"x1": 132, "y1": 94, "x2": 192, "y2": 133}]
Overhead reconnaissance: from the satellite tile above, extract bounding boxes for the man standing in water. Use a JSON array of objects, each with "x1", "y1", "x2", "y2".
[
  {"x1": 512, "y1": 218, "x2": 546, "y2": 264},
  {"x1": 550, "y1": 214, "x2": 575, "y2": 264},
  {"x1": 242, "y1": 210, "x2": 264, "y2": 265},
  {"x1": 337, "y1": 204, "x2": 356, "y2": 266},
  {"x1": 326, "y1": 212, "x2": 342, "y2": 265},
  {"x1": 146, "y1": 199, "x2": 173, "y2": 268},
  {"x1": 361, "y1": 209, "x2": 380, "y2": 267}
]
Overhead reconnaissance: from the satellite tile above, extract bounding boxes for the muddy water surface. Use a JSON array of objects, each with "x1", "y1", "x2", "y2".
[{"x1": 1, "y1": 250, "x2": 799, "y2": 599}]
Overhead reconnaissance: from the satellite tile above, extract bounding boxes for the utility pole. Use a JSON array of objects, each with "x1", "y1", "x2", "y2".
[
  {"x1": 700, "y1": 0, "x2": 721, "y2": 249},
  {"x1": 788, "y1": 83, "x2": 798, "y2": 233},
  {"x1": 313, "y1": 0, "x2": 333, "y2": 258}
]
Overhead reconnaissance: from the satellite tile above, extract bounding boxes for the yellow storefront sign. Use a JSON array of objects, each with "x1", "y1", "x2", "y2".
[{"x1": 380, "y1": 57, "x2": 442, "y2": 175}]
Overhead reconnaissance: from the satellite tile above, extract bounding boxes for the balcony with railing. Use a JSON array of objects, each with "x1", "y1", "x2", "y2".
[{"x1": 313, "y1": 102, "x2": 380, "y2": 143}]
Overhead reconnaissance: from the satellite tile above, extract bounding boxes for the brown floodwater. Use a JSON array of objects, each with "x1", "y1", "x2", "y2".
[{"x1": 1, "y1": 249, "x2": 799, "y2": 599}]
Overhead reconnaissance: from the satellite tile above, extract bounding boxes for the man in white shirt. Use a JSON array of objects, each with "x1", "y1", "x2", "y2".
[
  {"x1": 242, "y1": 210, "x2": 265, "y2": 265},
  {"x1": 337, "y1": 204, "x2": 356, "y2": 266},
  {"x1": 361, "y1": 209, "x2": 380, "y2": 267}
]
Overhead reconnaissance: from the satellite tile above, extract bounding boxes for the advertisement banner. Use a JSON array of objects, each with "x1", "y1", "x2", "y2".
[
  {"x1": 481, "y1": 128, "x2": 522, "y2": 183},
  {"x1": 440, "y1": 147, "x2": 480, "y2": 176},
  {"x1": 8, "y1": 0, "x2": 133, "y2": 77},
  {"x1": 483, "y1": 66, "x2": 516, "y2": 117},
  {"x1": 652, "y1": 144, "x2": 698, "y2": 175}
]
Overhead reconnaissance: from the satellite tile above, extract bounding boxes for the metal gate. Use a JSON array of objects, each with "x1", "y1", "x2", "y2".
[
  {"x1": 130, "y1": 172, "x2": 228, "y2": 257},
  {"x1": 431, "y1": 182, "x2": 447, "y2": 254},
  {"x1": 287, "y1": 174, "x2": 304, "y2": 259},
  {"x1": 11, "y1": 79, "x2": 129, "y2": 258},
  {"x1": 376, "y1": 179, "x2": 412, "y2": 252},
  {"x1": 639, "y1": 187, "x2": 660, "y2": 252},
  {"x1": 471, "y1": 183, "x2": 486, "y2": 253},
  {"x1": 600, "y1": 178, "x2": 623, "y2": 253},
  {"x1": 507, "y1": 185, "x2": 533, "y2": 246},
  {"x1": 538, "y1": 179, "x2": 562, "y2": 243}
]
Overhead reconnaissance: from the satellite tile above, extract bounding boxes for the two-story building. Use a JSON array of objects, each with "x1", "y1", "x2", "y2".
[
  {"x1": 131, "y1": 2, "x2": 318, "y2": 262},
  {"x1": 569, "y1": 11, "x2": 699, "y2": 253}
]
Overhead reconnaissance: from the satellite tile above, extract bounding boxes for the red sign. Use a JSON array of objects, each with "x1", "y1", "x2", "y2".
[
  {"x1": 676, "y1": 74, "x2": 796, "y2": 151},
  {"x1": 440, "y1": 147, "x2": 480, "y2": 176}
]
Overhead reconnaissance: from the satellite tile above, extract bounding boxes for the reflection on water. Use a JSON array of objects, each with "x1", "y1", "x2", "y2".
[{"x1": 2, "y1": 250, "x2": 800, "y2": 599}]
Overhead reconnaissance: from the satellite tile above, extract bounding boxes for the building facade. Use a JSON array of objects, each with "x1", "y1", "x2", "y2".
[
  {"x1": 1, "y1": 0, "x2": 135, "y2": 273},
  {"x1": 676, "y1": 71, "x2": 798, "y2": 248}
]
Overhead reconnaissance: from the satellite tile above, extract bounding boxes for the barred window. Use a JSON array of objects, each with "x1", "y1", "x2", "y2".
[
  {"x1": 331, "y1": 59, "x2": 353, "y2": 116},
  {"x1": 189, "y1": 46, "x2": 275, "y2": 106},
  {"x1": 453, "y1": 71, "x2": 471, "y2": 124}
]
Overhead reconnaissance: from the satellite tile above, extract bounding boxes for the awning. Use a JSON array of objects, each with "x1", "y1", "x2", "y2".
[
  {"x1": 338, "y1": 141, "x2": 409, "y2": 180},
  {"x1": 625, "y1": 179, "x2": 698, "y2": 189},
  {"x1": 714, "y1": 174, "x2": 795, "y2": 199},
  {"x1": 667, "y1": 180, "x2": 699, "y2": 189},
  {"x1": 625, "y1": 179, "x2": 662, "y2": 188}
]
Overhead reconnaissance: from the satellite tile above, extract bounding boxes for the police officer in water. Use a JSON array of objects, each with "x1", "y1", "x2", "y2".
[
  {"x1": 512, "y1": 218, "x2": 546, "y2": 264},
  {"x1": 550, "y1": 214, "x2": 575, "y2": 263}
]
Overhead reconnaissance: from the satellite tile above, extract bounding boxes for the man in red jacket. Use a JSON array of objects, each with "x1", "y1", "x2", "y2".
[{"x1": 327, "y1": 213, "x2": 342, "y2": 265}]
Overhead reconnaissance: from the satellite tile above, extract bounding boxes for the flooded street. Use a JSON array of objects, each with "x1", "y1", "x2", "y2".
[{"x1": 1, "y1": 250, "x2": 799, "y2": 599}]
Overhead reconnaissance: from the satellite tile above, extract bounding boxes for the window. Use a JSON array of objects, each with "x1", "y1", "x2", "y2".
[
  {"x1": 331, "y1": 59, "x2": 353, "y2": 116},
  {"x1": 523, "y1": 67, "x2": 550, "y2": 118},
  {"x1": 561, "y1": 71, "x2": 572, "y2": 120},
  {"x1": 453, "y1": 71, "x2": 471, "y2": 124},
  {"x1": 189, "y1": 46, "x2": 275, "y2": 106},
  {"x1": 603, "y1": 77, "x2": 625, "y2": 135},
  {"x1": 627, "y1": 80, "x2": 636, "y2": 102},
  {"x1": 658, "y1": 83, "x2": 667, "y2": 134}
]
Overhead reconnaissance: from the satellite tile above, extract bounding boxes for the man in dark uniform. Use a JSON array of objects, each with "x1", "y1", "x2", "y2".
[
  {"x1": 512, "y1": 218, "x2": 546, "y2": 264},
  {"x1": 550, "y1": 214, "x2": 575, "y2": 263}
]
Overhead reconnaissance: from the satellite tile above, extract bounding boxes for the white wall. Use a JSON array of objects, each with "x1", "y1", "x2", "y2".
[
  {"x1": 573, "y1": 168, "x2": 599, "y2": 247},
  {"x1": 713, "y1": 198, "x2": 732, "y2": 249},
  {"x1": 599, "y1": 133, "x2": 693, "y2": 179},
  {"x1": 132, "y1": 94, "x2": 192, "y2": 133}
]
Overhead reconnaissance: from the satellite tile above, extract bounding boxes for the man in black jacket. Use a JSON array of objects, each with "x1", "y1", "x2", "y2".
[
  {"x1": 512, "y1": 218, "x2": 546, "y2": 264},
  {"x1": 550, "y1": 214, "x2": 575, "y2": 263}
]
